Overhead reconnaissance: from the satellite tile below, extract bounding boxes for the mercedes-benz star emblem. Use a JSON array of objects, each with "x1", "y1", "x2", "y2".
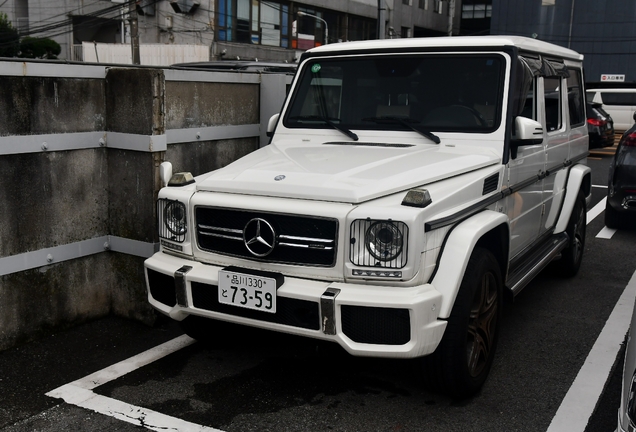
[{"x1": 243, "y1": 218, "x2": 276, "y2": 257}]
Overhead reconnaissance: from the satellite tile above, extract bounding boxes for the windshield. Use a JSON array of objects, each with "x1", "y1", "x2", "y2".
[{"x1": 284, "y1": 54, "x2": 505, "y2": 134}]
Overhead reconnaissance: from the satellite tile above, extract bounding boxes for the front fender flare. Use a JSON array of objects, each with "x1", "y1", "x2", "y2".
[{"x1": 431, "y1": 210, "x2": 509, "y2": 319}]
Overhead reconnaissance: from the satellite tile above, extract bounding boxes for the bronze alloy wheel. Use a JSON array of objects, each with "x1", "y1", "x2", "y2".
[
  {"x1": 422, "y1": 247, "x2": 502, "y2": 399},
  {"x1": 467, "y1": 270, "x2": 499, "y2": 378}
]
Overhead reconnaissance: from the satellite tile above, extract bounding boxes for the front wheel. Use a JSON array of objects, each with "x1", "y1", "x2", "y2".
[{"x1": 421, "y1": 247, "x2": 502, "y2": 399}]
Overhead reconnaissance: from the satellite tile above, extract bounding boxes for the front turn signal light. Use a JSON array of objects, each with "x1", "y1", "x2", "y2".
[{"x1": 402, "y1": 189, "x2": 432, "y2": 208}]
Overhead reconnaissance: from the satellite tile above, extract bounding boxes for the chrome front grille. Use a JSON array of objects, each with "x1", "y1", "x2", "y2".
[{"x1": 195, "y1": 207, "x2": 338, "y2": 267}]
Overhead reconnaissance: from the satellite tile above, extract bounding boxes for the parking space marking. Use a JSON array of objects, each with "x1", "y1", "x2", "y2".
[
  {"x1": 597, "y1": 226, "x2": 618, "y2": 239},
  {"x1": 588, "y1": 188, "x2": 618, "y2": 238},
  {"x1": 587, "y1": 196, "x2": 606, "y2": 224},
  {"x1": 49, "y1": 384, "x2": 218, "y2": 432},
  {"x1": 547, "y1": 269, "x2": 636, "y2": 432},
  {"x1": 586, "y1": 193, "x2": 618, "y2": 239},
  {"x1": 46, "y1": 334, "x2": 222, "y2": 431}
]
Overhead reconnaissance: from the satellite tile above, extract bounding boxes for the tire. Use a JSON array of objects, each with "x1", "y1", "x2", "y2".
[
  {"x1": 558, "y1": 191, "x2": 586, "y2": 277},
  {"x1": 422, "y1": 247, "x2": 502, "y2": 399},
  {"x1": 604, "y1": 200, "x2": 621, "y2": 229}
]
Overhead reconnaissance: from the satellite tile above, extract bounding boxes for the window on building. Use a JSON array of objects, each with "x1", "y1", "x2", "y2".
[
  {"x1": 217, "y1": 0, "x2": 375, "y2": 50},
  {"x1": 403, "y1": 0, "x2": 412, "y2": 5},
  {"x1": 542, "y1": 0, "x2": 556, "y2": 5},
  {"x1": 462, "y1": 4, "x2": 492, "y2": 19},
  {"x1": 419, "y1": 0, "x2": 428, "y2": 9},
  {"x1": 434, "y1": 0, "x2": 443, "y2": 14},
  {"x1": 217, "y1": 0, "x2": 290, "y2": 47},
  {"x1": 236, "y1": 0, "x2": 250, "y2": 43},
  {"x1": 261, "y1": 2, "x2": 281, "y2": 46},
  {"x1": 401, "y1": 27, "x2": 411, "y2": 38},
  {"x1": 347, "y1": 15, "x2": 377, "y2": 42}
]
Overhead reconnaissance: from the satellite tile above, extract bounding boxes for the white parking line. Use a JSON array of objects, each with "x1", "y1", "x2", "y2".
[
  {"x1": 597, "y1": 226, "x2": 618, "y2": 239},
  {"x1": 547, "y1": 269, "x2": 636, "y2": 432},
  {"x1": 46, "y1": 334, "x2": 222, "y2": 432},
  {"x1": 587, "y1": 197, "x2": 607, "y2": 224},
  {"x1": 586, "y1": 195, "x2": 619, "y2": 239}
]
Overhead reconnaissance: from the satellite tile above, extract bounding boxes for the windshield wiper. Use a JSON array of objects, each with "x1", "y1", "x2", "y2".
[
  {"x1": 362, "y1": 116, "x2": 440, "y2": 144},
  {"x1": 288, "y1": 115, "x2": 359, "y2": 141}
]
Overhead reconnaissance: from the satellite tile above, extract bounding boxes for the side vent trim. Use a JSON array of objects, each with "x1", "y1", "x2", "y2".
[{"x1": 482, "y1": 173, "x2": 500, "y2": 195}]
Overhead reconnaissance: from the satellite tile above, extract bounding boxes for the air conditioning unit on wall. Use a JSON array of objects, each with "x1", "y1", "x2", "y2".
[
  {"x1": 169, "y1": 0, "x2": 201, "y2": 14},
  {"x1": 136, "y1": 0, "x2": 156, "y2": 16}
]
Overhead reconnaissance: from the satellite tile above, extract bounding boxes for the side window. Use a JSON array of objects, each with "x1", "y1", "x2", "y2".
[
  {"x1": 543, "y1": 77, "x2": 562, "y2": 132},
  {"x1": 520, "y1": 79, "x2": 536, "y2": 120},
  {"x1": 567, "y1": 69, "x2": 585, "y2": 127},
  {"x1": 601, "y1": 92, "x2": 636, "y2": 105}
]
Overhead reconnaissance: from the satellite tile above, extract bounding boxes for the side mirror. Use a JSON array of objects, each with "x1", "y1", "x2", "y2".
[
  {"x1": 514, "y1": 116, "x2": 544, "y2": 142},
  {"x1": 632, "y1": 111, "x2": 636, "y2": 122},
  {"x1": 266, "y1": 113, "x2": 280, "y2": 138},
  {"x1": 510, "y1": 117, "x2": 544, "y2": 159}
]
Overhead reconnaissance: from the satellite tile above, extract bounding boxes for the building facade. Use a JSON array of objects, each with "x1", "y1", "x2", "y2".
[
  {"x1": 1, "y1": 0, "x2": 462, "y2": 63},
  {"x1": 491, "y1": 0, "x2": 636, "y2": 85}
]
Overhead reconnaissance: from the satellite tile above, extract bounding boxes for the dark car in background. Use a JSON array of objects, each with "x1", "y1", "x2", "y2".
[
  {"x1": 605, "y1": 112, "x2": 636, "y2": 228},
  {"x1": 587, "y1": 102, "x2": 615, "y2": 148}
]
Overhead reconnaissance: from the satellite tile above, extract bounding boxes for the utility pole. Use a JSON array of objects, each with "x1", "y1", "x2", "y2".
[
  {"x1": 377, "y1": 0, "x2": 386, "y2": 39},
  {"x1": 447, "y1": 0, "x2": 455, "y2": 36},
  {"x1": 129, "y1": 0, "x2": 141, "y2": 64}
]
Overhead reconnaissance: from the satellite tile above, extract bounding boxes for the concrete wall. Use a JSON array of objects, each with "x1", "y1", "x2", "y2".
[{"x1": 0, "y1": 59, "x2": 292, "y2": 351}]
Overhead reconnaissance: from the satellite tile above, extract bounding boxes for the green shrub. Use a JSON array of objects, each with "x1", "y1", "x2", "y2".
[
  {"x1": 19, "y1": 36, "x2": 62, "y2": 59},
  {"x1": 0, "y1": 12, "x2": 19, "y2": 57}
]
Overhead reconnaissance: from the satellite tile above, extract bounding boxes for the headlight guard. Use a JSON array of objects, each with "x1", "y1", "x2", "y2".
[
  {"x1": 350, "y1": 219, "x2": 408, "y2": 269},
  {"x1": 158, "y1": 198, "x2": 187, "y2": 243}
]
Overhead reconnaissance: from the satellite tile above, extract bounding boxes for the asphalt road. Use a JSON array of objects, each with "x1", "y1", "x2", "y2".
[{"x1": 0, "y1": 145, "x2": 633, "y2": 432}]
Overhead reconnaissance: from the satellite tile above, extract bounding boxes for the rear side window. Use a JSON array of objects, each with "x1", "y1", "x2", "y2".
[
  {"x1": 567, "y1": 69, "x2": 585, "y2": 127},
  {"x1": 600, "y1": 92, "x2": 636, "y2": 105}
]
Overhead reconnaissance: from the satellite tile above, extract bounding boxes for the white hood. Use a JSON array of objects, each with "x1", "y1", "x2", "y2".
[{"x1": 196, "y1": 140, "x2": 500, "y2": 203}]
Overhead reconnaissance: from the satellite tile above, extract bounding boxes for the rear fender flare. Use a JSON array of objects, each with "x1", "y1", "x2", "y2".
[
  {"x1": 554, "y1": 164, "x2": 592, "y2": 233},
  {"x1": 431, "y1": 210, "x2": 509, "y2": 319}
]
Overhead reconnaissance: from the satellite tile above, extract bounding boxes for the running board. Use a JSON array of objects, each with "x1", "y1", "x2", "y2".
[{"x1": 506, "y1": 233, "x2": 570, "y2": 297}]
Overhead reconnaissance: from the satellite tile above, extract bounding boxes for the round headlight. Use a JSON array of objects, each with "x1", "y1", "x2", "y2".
[
  {"x1": 365, "y1": 221, "x2": 404, "y2": 261},
  {"x1": 164, "y1": 201, "x2": 187, "y2": 236}
]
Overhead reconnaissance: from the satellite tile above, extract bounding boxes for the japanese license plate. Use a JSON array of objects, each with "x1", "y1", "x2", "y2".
[{"x1": 218, "y1": 268, "x2": 278, "y2": 313}]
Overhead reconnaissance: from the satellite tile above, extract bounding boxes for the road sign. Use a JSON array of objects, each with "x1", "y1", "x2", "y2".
[{"x1": 601, "y1": 74, "x2": 625, "y2": 82}]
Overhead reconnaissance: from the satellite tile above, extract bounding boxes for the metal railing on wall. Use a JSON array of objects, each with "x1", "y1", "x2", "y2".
[{"x1": 72, "y1": 44, "x2": 84, "y2": 62}]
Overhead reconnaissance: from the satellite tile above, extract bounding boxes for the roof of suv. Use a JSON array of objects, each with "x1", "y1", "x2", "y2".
[{"x1": 305, "y1": 36, "x2": 583, "y2": 61}]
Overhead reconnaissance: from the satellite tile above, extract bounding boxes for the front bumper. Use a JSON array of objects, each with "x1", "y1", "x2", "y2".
[{"x1": 145, "y1": 252, "x2": 446, "y2": 359}]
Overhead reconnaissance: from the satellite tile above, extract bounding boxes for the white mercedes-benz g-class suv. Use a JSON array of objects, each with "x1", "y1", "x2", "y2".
[{"x1": 145, "y1": 36, "x2": 590, "y2": 398}]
